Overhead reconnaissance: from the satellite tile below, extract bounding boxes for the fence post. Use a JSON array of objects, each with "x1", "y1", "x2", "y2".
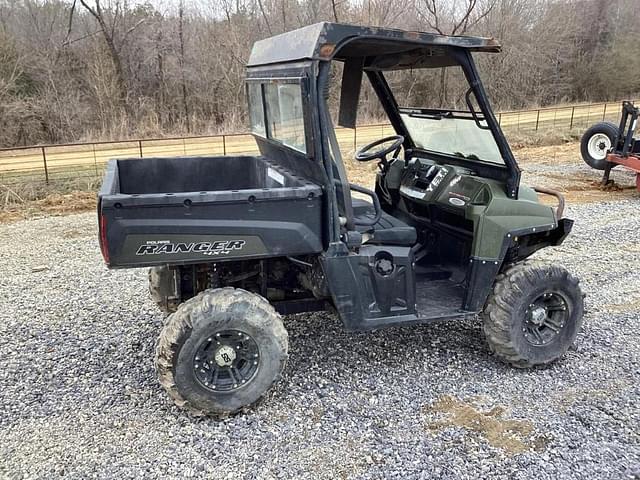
[
  {"x1": 498, "y1": 113, "x2": 502, "y2": 125},
  {"x1": 353, "y1": 126, "x2": 357, "y2": 152},
  {"x1": 569, "y1": 106, "x2": 575, "y2": 129},
  {"x1": 93, "y1": 144, "x2": 98, "y2": 176},
  {"x1": 138, "y1": 140, "x2": 143, "y2": 158},
  {"x1": 585, "y1": 104, "x2": 591, "y2": 127},
  {"x1": 602, "y1": 103, "x2": 607, "y2": 121},
  {"x1": 535, "y1": 109, "x2": 540, "y2": 131},
  {"x1": 41, "y1": 147, "x2": 49, "y2": 185},
  {"x1": 223, "y1": 135, "x2": 227, "y2": 155}
]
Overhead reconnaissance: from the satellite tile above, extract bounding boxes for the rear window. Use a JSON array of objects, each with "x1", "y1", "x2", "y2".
[
  {"x1": 247, "y1": 79, "x2": 307, "y2": 153},
  {"x1": 248, "y1": 83, "x2": 266, "y2": 137}
]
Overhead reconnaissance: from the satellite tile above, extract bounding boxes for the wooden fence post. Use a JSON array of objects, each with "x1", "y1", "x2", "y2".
[
  {"x1": 353, "y1": 126, "x2": 357, "y2": 152},
  {"x1": 41, "y1": 147, "x2": 49, "y2": 185},
  {"x1": 93, "y1": 144, "x2": 98, "y2": 176},
  {"x1": 570, "y1": 106, "x2": 575, "y2": 129}
]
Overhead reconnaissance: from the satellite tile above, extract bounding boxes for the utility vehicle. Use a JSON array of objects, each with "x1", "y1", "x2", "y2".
[
  {"x1": 581, "y1": 101, "x2": 640, "y2": 191},
  {"x1": 98, "y1": 23, "x2": 584, "y2": 416}
]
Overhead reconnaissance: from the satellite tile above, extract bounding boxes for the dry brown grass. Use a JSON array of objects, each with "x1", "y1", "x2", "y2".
[
  {"x1": 506, "y1": 128, "x2": 583, "y2": 150},
  {"x1": 516, "y1": 141, "x2": 583, "y2": 165},
  {"x1": 0, "y1": 191, "x2": 96, "y2": 223}
]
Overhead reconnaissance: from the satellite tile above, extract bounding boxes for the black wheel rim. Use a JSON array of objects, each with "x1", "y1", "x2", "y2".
[
  {"x1": 523, "y1": 292, "x2": 569, "y2": 346},
  {"x1": 193, "y1": 330, "x2": 260, "y2": 392}
]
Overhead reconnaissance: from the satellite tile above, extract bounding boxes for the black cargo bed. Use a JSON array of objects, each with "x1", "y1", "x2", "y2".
[{"x1": 98, "y1": 155, "x2": 323, "y2": 268}]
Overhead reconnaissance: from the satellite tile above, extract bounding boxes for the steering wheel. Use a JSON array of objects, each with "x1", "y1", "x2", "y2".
[{"x1": 355, "y1": 135, "x2": 405, "y2": 166}]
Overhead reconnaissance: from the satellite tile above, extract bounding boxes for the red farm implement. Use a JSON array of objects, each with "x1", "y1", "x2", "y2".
[{"x1": 581, "y1": 101, "x2": 640, "y2": 191}]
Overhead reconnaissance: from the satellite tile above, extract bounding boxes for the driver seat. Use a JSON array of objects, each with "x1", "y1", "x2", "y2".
[{"x1": 351, "y1": 198, "x2": 417, "y2": 246}]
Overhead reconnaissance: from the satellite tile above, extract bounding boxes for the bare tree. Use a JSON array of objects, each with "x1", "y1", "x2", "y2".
[
  {"x1": 418, "y1": 0, "x2": 497, "y2": 35},
  {"x1": 1, "y1": 0, "x2": 638, "y2": 148},
  {"x1": 417, "y1": 0, "x2": 497, "y2": 106},
  {"x1": 256, "y1": 0, "x2": 272, "y2": 35},
  {"x1": 78, "y1": 0, "x2": 145, "y2": 118},
  {"x1": 178, "y1": 0, "x2": 191, "y2": 132},
  {"x1": 330, "y1": 0, "x2": 340, "y2": 22}
]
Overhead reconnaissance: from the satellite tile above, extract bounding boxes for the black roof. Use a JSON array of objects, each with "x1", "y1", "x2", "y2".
[{"x1": 247, "y1": 22, "x2": 501, "y2": 68}]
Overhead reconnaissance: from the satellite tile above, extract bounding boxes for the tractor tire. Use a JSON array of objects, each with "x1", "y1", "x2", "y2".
[
  {"x1": 482, "y1": 261, "x2": 584, "y2": 368},
  {"x1": 155, "y1": 287, "x2": 288, "y2": 417},
  {"x1": 149, "y1": 266, "x2": 179, "y2": 314},
  {"x1": 580, "y1": 121, "x2": 618, "y2": 170}
]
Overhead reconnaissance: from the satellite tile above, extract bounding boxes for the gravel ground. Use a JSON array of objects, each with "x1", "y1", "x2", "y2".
[{"x1": 1, "y1": 199, "x2": 639, "y2": 480}]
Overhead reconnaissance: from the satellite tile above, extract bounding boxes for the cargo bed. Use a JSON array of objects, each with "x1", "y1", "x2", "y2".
[{"x1": 98, "y1": 155, "x2": 323, "y2": 268}]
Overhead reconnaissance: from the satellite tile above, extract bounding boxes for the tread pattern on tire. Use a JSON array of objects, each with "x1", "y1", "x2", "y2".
[
  {"x1": 154, "y1": 287, "x2": 288, "y2": 417},
  {"x1": 482, "y1": 260, "x2": 582, "y2": 369}
]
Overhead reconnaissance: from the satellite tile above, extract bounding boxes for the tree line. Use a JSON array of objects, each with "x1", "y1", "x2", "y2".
[{"x1": 0, "y1": 0, "x2": 638, "y2": 148}]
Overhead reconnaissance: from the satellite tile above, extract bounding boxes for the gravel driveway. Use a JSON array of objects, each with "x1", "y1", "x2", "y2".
[{"x1": 1, "y1": 199, "x2": 639, "y2": 479}]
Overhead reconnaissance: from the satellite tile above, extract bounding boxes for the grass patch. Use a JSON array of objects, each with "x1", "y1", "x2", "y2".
[
  {"x1": 0, "y1": 188, "x2": 97, "y2": 223},
  {"x1": 505, "y1": 128, "x2": 583, "y2": 149}
]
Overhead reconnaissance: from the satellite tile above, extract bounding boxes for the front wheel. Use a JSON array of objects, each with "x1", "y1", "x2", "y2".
[
  {"x1": 580, "y1": 121, "x2": 619, "y2": 170},
  {"x1": 155, "y1": 288, "x2": 288, "y2": 416},
  {"x1": 482, "y1": 261, "x2": 584, "y2": 368}
]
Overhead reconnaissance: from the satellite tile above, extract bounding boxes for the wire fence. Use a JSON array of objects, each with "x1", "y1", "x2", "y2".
[{"x1": 0, "y1": 100, "x2": 633, "y2": 187}]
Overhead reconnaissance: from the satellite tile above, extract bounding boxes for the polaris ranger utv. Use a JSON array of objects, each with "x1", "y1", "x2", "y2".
[{"x1": 98, "y1": 23, "x2": 583, "y2": 416}]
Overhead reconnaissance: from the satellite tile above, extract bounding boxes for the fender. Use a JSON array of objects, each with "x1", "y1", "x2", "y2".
[{"x1": 463, "y1": 218, "x2": 574, "y2": 311}]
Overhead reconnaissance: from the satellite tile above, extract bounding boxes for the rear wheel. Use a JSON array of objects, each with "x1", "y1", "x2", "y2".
[
  {"x1": 482, "y1": 261, "x2": 584, "y2": 368},
  {"x1": 155, "y1": 288, "x2": 288, "y2": 416},
  {"x1": 580, "y1": 121, "x2": 618, "y2": 170}
]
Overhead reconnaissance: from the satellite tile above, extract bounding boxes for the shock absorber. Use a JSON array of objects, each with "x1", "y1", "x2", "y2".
[{"x1": 207, "y1": 264, "x2": 220, "y2": 290}]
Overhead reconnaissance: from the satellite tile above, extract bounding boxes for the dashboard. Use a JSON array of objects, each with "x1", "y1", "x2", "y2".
[{"x1": 399, "y1": 158, "x2": 489, "y2": 213}]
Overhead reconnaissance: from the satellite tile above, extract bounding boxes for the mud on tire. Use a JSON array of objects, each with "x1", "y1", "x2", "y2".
[
  {"x1": 482, "y1": 261, "x2": 584, "y2": 368},
  {"x1": 148, "y1": 266, "x2": 179, "y2": 314},
  {"x1": 154, "y1": 288, "x2": 288, "y2": 417}
]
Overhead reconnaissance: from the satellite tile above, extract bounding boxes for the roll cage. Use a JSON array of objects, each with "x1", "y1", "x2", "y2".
[{"x1": 245, "y1": 22, "x2": 522, "y2": 244}]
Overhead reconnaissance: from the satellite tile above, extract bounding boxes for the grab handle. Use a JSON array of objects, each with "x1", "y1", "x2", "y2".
[
  {"x1": 533, "y1": 186, "x2": 565, "y2": 219},
  {"x1": 348, "y1": 182, "x2": 382, "y2": 227}
]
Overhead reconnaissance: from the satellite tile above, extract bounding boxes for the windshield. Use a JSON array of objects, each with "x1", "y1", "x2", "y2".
[
  {"x1": 400, "y1": 109, "x2": 503, "y2": 164},
  {"x1": 385, "y1": 66, "x2": 504, "y2": 165}
]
